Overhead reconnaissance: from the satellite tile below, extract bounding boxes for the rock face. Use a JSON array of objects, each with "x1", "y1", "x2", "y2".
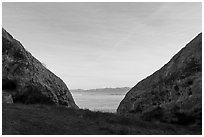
[
  {"x1": 117, "y1": 33, "x2": 202, "y2": 125},
  {"x1": 2, "y1": 28, "x2": 78, "y2": 109}
]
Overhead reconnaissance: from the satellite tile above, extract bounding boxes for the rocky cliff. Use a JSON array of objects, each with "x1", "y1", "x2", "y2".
[
  {"x1": 2, "y1": 28, "x2": 78, "y2": 109},
  {"x1": 117, "y1": 33, "x2": 202, "y2": 125}
]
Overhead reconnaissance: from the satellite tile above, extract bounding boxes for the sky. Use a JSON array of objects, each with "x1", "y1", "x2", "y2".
[{"x1": 2, "y1": 2, "x2": 202, "y2": 89}]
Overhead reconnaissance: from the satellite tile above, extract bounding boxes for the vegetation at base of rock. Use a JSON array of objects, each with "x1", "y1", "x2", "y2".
[
  {"x1": 140, "y1": 105, "x2": 201, "y2": 125},
  {"x1": 13, "y1": 85, "x2": 54, "y2": 104},
  {"x1": 2, "y1": 79, "x2": 17, "y2": 90},
  {"x1": 2, "y1": 104, "x2": 201, "y2": 135}
]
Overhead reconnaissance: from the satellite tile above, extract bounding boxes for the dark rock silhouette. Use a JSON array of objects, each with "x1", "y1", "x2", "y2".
[
  {"x1": 117, "y1": 33, "x2": 202, "y2": 125},
  {"x1": 2, "y1": 28, "x2": 78, "y2": 109}
]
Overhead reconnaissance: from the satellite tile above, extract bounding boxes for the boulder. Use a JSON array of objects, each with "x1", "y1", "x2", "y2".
[
  {"x1": 117, "y1": 33, "x2": 202, "y2": 125},
  {"x1": 2, "y1": 28, "x2": 78, "y2": 109},
  {"x1": 2, "y1": 91, "x2": 13, "y2": 104}
]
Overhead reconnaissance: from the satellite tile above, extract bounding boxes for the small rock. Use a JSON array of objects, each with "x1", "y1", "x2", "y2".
[{"x1": 2, "y1": 92, "x2": 13, "y2": 104}]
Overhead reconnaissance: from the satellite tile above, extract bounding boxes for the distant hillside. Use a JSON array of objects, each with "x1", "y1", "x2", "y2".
[{"x1": 71, "y1": 87, "x2": 131, "y2": 95}]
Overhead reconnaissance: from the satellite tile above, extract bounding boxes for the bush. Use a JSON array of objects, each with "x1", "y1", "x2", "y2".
[
  {"x1": 141, "y1": 106, "x2": 164, "y2": 121},
  {"x1": 171, "y1": 112, "x2": 196, "y2": 125},
  {"x1": 13, "y1": 85, "x2": 54, "y2": 105},
  {"x1": 2, "y1": 79, "x2": 17, "y2": 90}
]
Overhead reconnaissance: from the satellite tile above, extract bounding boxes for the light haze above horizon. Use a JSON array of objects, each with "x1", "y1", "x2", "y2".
[{"x1": 2, "y1": 2, "x2": 201, "y2": 89}]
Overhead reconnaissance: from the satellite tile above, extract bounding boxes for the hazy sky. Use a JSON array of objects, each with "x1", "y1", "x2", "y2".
[{"x1": 2, "y1": 2, "x2": 201, "y2": 89}]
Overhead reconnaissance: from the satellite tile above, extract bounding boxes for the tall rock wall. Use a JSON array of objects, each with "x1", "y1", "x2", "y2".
[
  {"x1": 117, "y1": 33, "x2": 202, "y2": 124},
  {"x1": 2, "y1": 28, "x2": 78, "y2": 109}
]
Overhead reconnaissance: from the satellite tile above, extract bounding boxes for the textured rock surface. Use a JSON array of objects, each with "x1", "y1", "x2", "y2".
[
  {"x1": 2, "y1": 91, "x2": 13, "y2": 104},
  {"x1": 2, "y1": 28, "x2": 78, "y2": 109},
  {"x1": 117, "y1": 33, "x2": 202, "y2": 124}
]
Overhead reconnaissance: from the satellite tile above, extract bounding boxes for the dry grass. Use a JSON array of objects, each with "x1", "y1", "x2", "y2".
[{"x1": 2, "y1": 103, "x2": 201, "y2": 135}]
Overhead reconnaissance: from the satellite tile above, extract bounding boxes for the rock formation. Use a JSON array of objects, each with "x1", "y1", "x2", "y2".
[
  {"x1": 2, "y1": 91, "x2": 13, "y2": 103},
  {"x1": 2, "y1": 28, "x2": 78, "y2": 109},
  {"x1": 117, "y1": 33, "x2": 202, "y2": 125}
]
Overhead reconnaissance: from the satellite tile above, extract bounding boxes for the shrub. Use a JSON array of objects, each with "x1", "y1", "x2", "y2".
[
  {"x1": 171, "y1": 112, "x2": 196, "y2": 125},
  {"x1": 2, "y1": 79, "x2": 17, "y2": 90},
  {"x1": 141, "y1": 106, "x2": 164, "y2": 121},
  {"x1": 13, "y1": 85, "x2": 54, "y2": 105}
]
